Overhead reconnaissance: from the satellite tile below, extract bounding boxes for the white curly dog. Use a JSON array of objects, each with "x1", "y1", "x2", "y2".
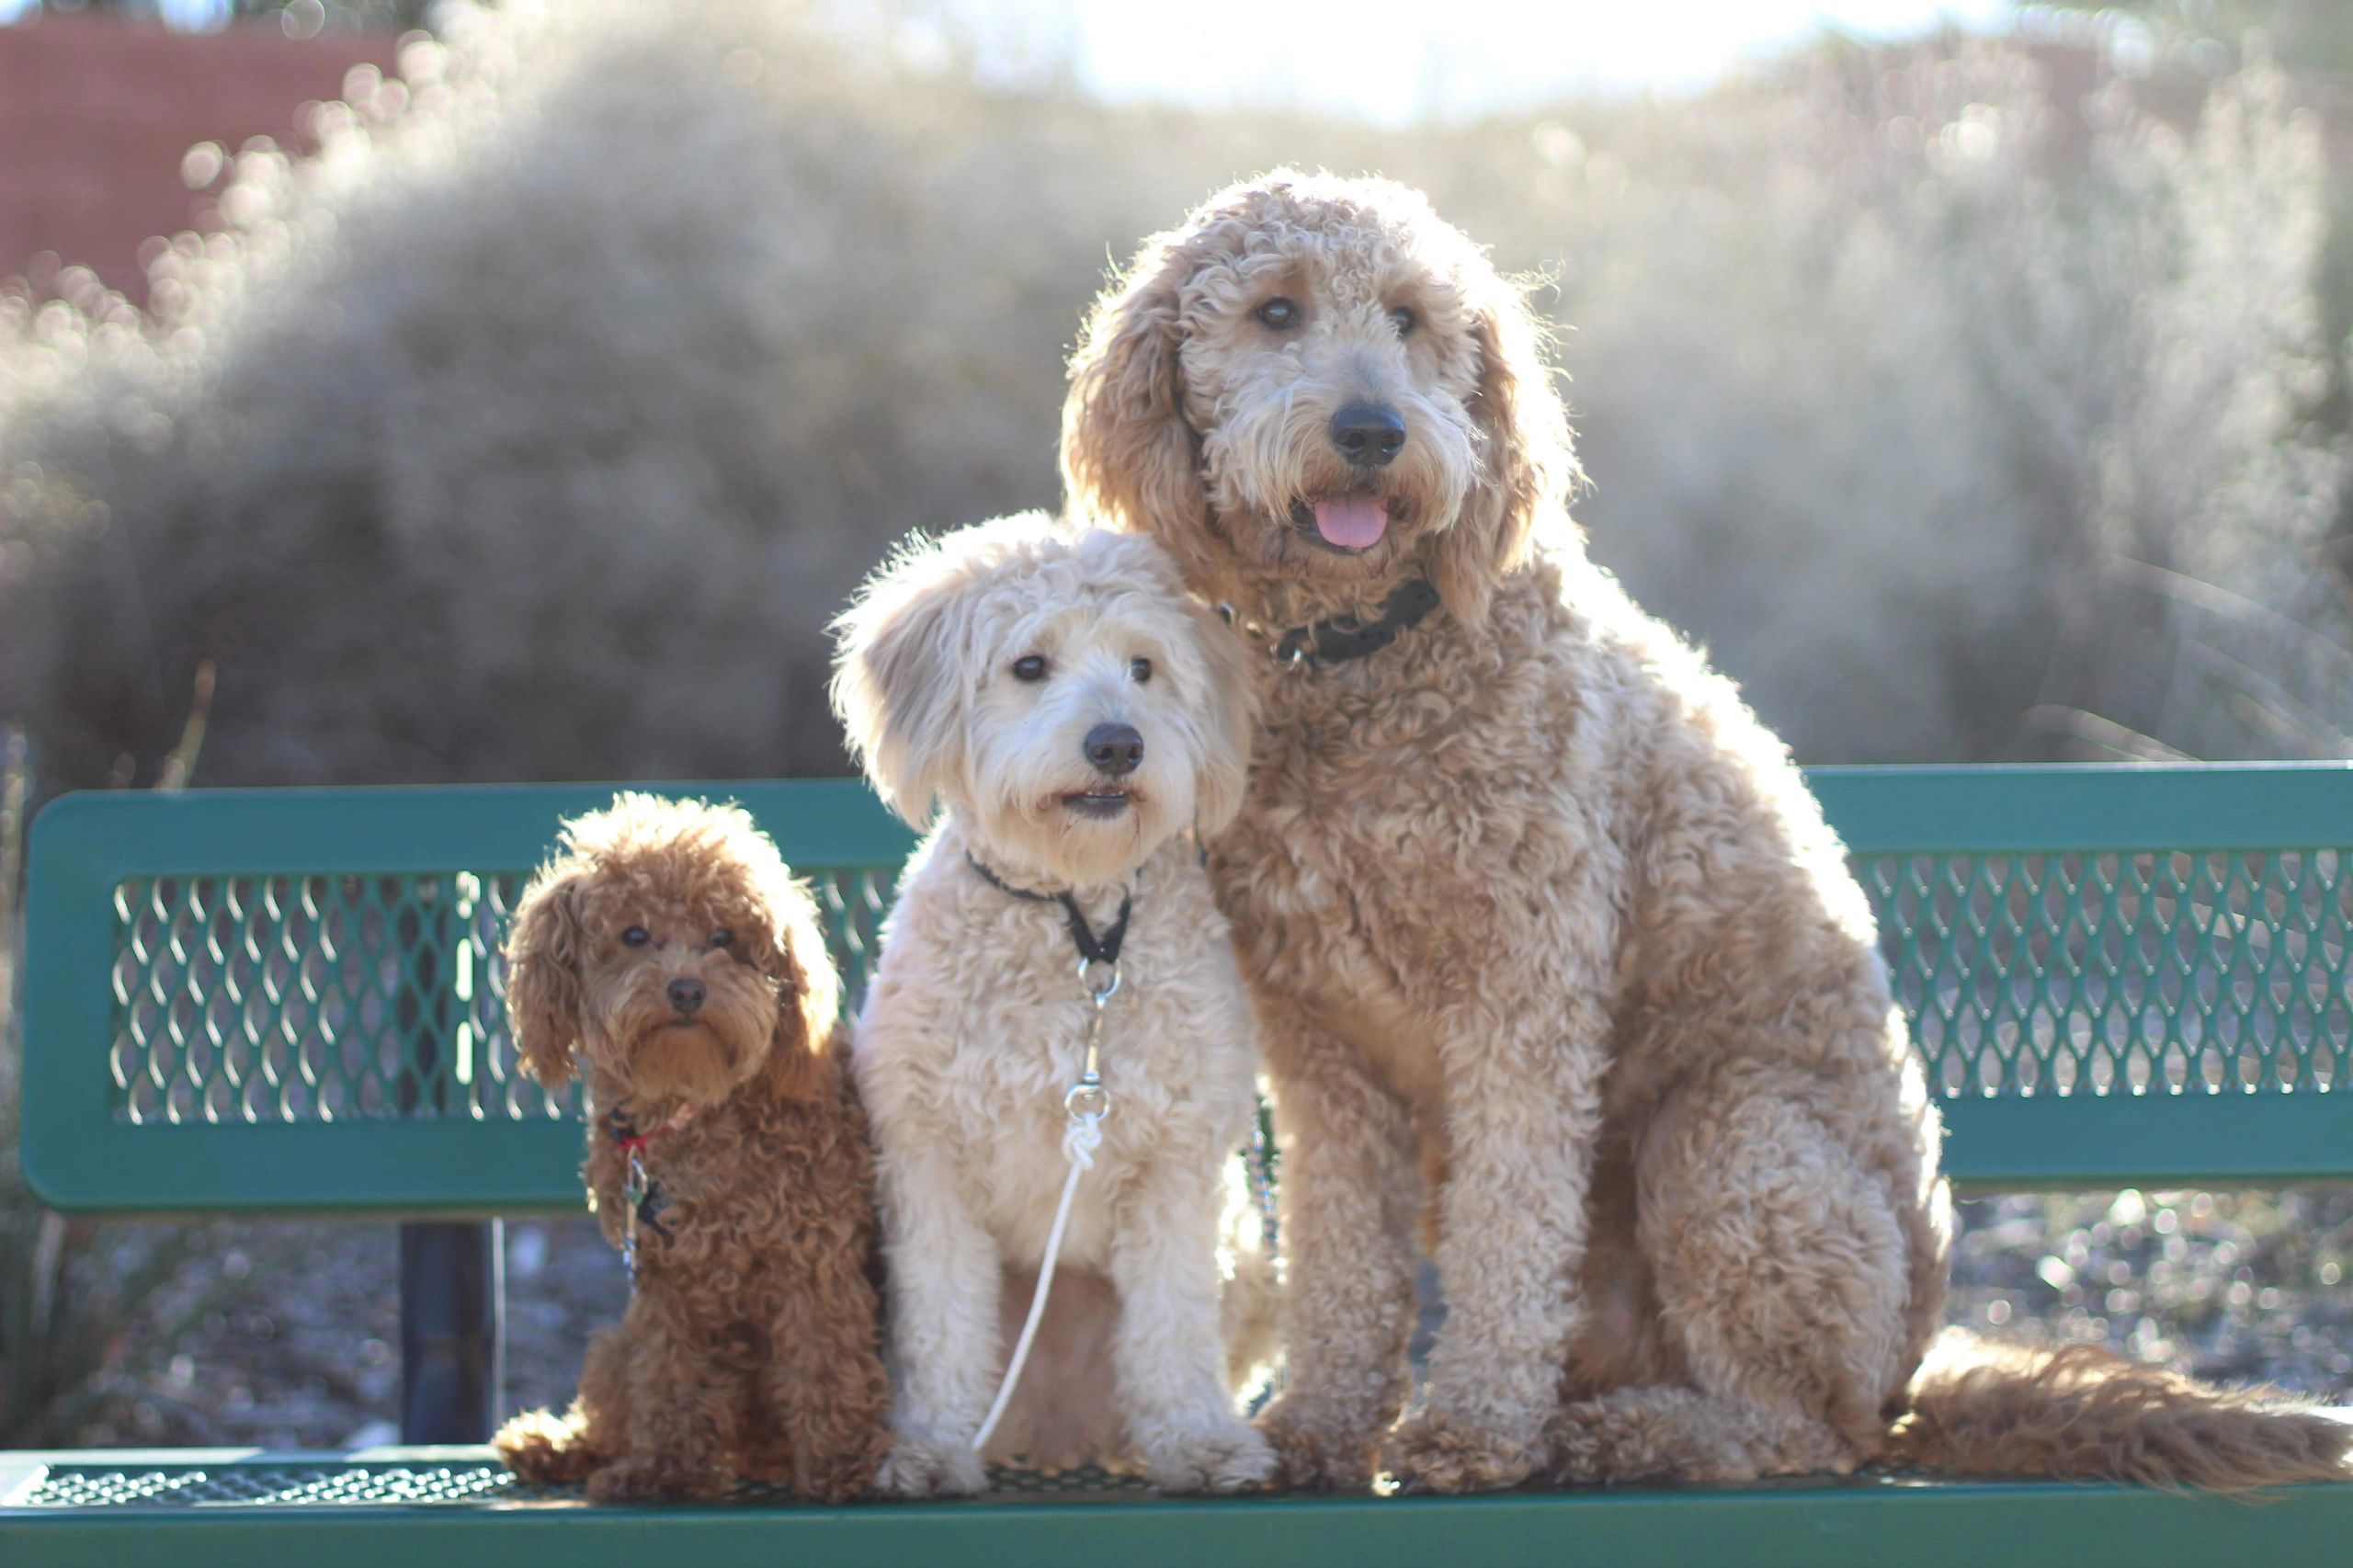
[{"x1": 831, "y1": 513, "x2": 1276, "y2": 1494}]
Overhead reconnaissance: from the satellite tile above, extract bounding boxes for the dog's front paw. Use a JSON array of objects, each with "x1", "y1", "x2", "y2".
[
  {"x1": 1255, "y1": 1395, "x2": 1379, "y2": 1492},
  {"x1": 879, "y1": 1434, "x2": 986, "y2": 1498},
  {"x1": 1381, "y1": 1410, "x2": 1537, "y2": 1494},
  {"x1": 584, "y1": 1452, "x2": 729, "y2": 1502},
  {"x1": 1140, "y1": 1418, "x2": 1277, "y2": 1494}
]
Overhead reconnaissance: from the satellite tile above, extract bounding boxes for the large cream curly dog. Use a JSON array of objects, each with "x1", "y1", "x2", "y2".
[
  {"x1": 832, "y1": 515, "x2": 1276, "y2": 1494},
  {"x1": 1062, "y1": 170, "x2": 2353, "y2": 1494}
]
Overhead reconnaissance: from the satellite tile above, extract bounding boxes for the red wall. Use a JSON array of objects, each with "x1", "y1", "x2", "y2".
[{"x1": 0, "y1": 12, "x2": 398, "y2": 302}]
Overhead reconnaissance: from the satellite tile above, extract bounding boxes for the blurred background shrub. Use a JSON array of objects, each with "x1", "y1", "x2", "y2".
[{"x1": 3, "y1": 0, "x2": 2349, "y2": 795}]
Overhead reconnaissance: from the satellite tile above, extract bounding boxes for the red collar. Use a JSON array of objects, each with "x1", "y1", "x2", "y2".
[{"x1": 608, "y1": 1101, "x2": 698, "y2": 1155}]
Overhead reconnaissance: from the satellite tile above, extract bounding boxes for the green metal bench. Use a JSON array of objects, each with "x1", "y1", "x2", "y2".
[{"x1": 5, "y1": 765, "x2": 2351, "y2": 1565}]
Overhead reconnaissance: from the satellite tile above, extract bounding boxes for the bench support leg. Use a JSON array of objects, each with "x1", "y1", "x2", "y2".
[{"x1": 399, "y1": 1220, "x2": 506, "y2": 1444}]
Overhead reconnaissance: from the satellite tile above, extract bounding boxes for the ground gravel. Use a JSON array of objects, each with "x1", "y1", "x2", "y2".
[{"x1": 53, "y1": 1187, "x2": 2352, "y2": 1450}]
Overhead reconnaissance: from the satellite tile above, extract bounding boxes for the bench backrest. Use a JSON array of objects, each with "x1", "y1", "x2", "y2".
[{"x1": 19, "y1": 765, "x2": 2353, "y2": 1215}]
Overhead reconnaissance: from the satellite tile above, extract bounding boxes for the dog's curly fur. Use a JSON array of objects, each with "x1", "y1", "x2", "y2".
[
  {"x1": 832, "y1": 515, "x2": 1277, "y2": 1495},
  {"x1": 491, "y1": 793, "x2": 890, "y2": 1502},
  {"x1": 1063, "y1": 170, "x2": 2353, "y2": 1494}
]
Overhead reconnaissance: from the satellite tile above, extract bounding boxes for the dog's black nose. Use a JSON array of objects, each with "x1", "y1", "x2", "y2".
[
  {"x1": 1330, "y1": 402, "x2": 1405, "y2": 467},
  {"x1": 667, "y1": 978, "x2": 705, "y2": 1017},
  {"x1": 1084, "y1": 722, "x2": 1143, "y2": 777}
]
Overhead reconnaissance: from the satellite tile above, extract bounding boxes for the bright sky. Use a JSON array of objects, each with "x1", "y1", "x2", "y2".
[
  {"x1": 0, "y1": 1, "x2": 2018, "y2": 113},
  {"x1": 1035, "y1": 0, "x2": 2014, "y2": 119}
]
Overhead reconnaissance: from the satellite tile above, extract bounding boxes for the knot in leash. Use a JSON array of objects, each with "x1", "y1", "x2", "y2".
[{"x1": 1062, "y1": 1100, "x2": 1105, "y2": 1170}]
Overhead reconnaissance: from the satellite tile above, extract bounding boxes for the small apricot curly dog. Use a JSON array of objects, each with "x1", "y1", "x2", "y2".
[
  {"x1": 1062, "y1": 169, "x2": 2353, "y2": 1494},
  {"x1": 492, "y1": 793, "x2": 889, "y2": 1502},
  {"x1": 832, "y1": 515, "x2": 1276, "y2": 1495}
]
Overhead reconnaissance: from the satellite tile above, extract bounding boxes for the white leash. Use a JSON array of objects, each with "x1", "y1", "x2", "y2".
[{"x1": 972, "y1": 955, "x2": 1119, "y2": 1454}]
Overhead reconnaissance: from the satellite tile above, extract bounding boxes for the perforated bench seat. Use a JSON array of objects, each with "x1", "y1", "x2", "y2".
[
  {"x1": 7, "y1": 1445, "x2": 2353, "y2": 1567},
  {"x1": 6, "y1": 766, "x2": 2351, "y2": 1564}
]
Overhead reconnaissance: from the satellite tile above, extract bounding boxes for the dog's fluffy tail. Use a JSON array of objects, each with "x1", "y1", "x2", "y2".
[
  {"x1": 1219, "y1": 1149, "x2": 1283, "y2": 1396},
  {"x1": 1221, "y1": 1235, "x2": 1282, "y2": 1393},
  {"x1": 1888, "y1": 1328, "x2": 2353, "y2": 1491},
  {"x1": 494, "y1": 1405, "x2": 605, "y2": 1485}
]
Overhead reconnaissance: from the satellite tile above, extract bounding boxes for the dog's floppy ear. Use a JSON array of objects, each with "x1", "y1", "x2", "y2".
[
  {"x1": 744, "y1": 862, "x2": 840, "y2": 1104},
  {"x1": 830, "y1": 534, "x2": 977, "y2": 826},
  {"x1": 1427, "y1": 271, "x2": 1578, "y2": 626},
  {"x1": 1188, "y1": 601, "x2": 1260, "y2": 837},
  {"x1": 1062, "y1": 234, "x2": 1222, "y2": 588},
  {"x1": 503, "y1": 857, "x2": 590, "y2": 1090}
]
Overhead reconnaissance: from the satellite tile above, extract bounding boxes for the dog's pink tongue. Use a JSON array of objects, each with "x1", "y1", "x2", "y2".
[{"x1": 1312, "y1": 494, "x2": 1390, "y2": 549}]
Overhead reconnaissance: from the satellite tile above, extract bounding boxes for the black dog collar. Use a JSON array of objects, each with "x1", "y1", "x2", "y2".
[
  {"x1": 965, "y1": 852, "x2": 1133, "y2": 967},
  {"x1": 1229, "y1": 577, "x2": 1442, "y2": 666}
]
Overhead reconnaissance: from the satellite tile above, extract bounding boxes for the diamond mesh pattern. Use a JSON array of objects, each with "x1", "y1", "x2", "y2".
[
  {"x1": 108, "y1": 868, "x2": 892, "y2": 1127},
  {"x1": 9, "y1": 1460, "x2": 1144, "y2": 1509},
  {"x1": 815, "y1": 866, "x2": 895, "y2": 1003},
  {"x1": 17, "y1": 1461, "x2": 517, "y2": 1509},
  {"x1": 104, "y1": 847, "x2": 2347, "y2": 1127},
  {"x1": 1864, "y1": 849, "x2": 2350, "y2": 1098}
]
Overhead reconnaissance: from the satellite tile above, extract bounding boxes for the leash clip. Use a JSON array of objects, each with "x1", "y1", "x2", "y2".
[{"x1": 621, "y1": 1147, "x2": 648, "y2": 1285}]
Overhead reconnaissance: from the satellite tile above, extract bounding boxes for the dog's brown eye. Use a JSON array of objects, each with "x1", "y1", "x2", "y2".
[
  {"x1": 1254, "y1": 297, "x2": 1298, "y2": 331},
  {"x1": 709, "y1": 929, "x2": 733, "y2": 949},
  {"x1": 621, "y1": 926, "x2": 650, "y2": 948},
  {"x1": 1130, "y1": 657, "x2": 1153, "y2": 684},
  {"x1": 1012, "y1": 654, "x2": 1048, "y2": 683},
  {"x1": 1390, "y1": 305, "x2": 1417, "y2": 336}
]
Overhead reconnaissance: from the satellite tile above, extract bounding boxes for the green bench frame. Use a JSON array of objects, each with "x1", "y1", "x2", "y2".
[{"x1": 6, "y1": 764, "x2": 2352, "y2": 1563}]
